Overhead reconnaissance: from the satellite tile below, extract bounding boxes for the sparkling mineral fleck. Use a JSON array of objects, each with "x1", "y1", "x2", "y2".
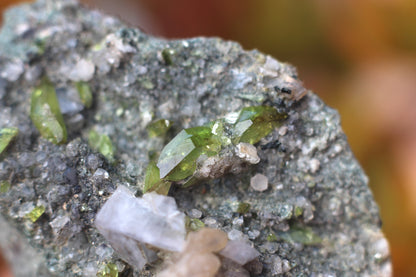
[{"x1": 68, "y1": 59, "x2": 95, "y2": 82}]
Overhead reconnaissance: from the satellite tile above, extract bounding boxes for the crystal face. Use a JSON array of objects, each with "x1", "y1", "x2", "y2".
[
  {"x1": 0, "y1": 127, "x2": 18, "y2": 155},
  {"x1": 30, "y1": 78, "x2": 67, "y2": 144},
  {"x1": 146, "y1": 106, "x2": 286, "y2": 194},
  {"x1": 88, "y1": 130, "x2": 115, "y2": 162},
  {"x1": 75, "y1": 81, "x2": 93, "y2": 108}
]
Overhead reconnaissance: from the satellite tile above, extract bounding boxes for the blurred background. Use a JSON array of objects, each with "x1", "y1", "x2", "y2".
[{"x1": 1, "y1": 0, "x2": 416, "y2": 276}]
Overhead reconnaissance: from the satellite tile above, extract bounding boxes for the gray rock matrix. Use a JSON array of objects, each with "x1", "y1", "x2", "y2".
[{"x1": 0, "y1": 0, "x2": 391, "y2": 276}]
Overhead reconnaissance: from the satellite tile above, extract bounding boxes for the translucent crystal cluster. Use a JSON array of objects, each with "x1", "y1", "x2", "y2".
[
  {"x1": 95, "y1": 186, "x2": 186, "y2": 271},
  {"x1": 145, "y1": 106, "x2": 286, "y2": 194}
]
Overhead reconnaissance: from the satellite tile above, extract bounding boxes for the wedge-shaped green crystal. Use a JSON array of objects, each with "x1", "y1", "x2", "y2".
[
  {"x1": 233, "y1": 106, "x2": 287, "y2": 144},
  {"x1": 30, "y1": 78, "x2": 67, "y2": 144},
  {"x1": 76, "y1": 81, "x2": 93, "y2": 108},
  {"x1": 147, "y1": 119, "x2": 172, "y2": 138},
  {"x1": 0, "y1": 127, "x2": 18, "y2": 155},
  {"x1": 97, "y1": 262, "x2": 118, "y2": 277},
  {"x1": 89, "y1": 130, "x2": 115, "y2": 162},
  {"x1": 144, "y1": 161, "x2": 171, "y2": 195},
  {"x1": 156, "y1": 126, "x2": 220, "y2": 181},
  {"x1": 26, "y1": 205, "x2": 45, "y2": 222}
]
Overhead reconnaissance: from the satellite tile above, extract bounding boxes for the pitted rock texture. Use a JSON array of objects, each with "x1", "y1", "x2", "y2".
[{"x1": 0, "y1": 0, "x2": 391, "y2": 276}]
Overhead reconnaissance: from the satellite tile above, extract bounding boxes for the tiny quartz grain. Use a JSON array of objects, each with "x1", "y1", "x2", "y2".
[{"x1": 250, "y1": 173, "x2": 268, "y2": 192}]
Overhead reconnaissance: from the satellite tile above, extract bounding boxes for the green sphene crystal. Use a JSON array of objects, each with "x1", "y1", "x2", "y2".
[
  {"x1": 0, "y1": 127, "x2": 18, "y2": 155},
  {"x1": 280, "y1": 226, "x2": 322, "y2": 245},
  {"x1": 233, "y1": 106, "x2": 287, "y2": 144},
  {"x1": 187, "y1": 218, "x2": 205, "y2": 231},
  {"x1": 30, "y1": 77, "x2": 67, "y2": 144},
  {"x1": 161, "y1": 48, "x2": 175, "y2": 66},
  {"x1": 267, "y1": 233, "x2": 278, "y2": 242},
  {"x1": 89, "y1": 130, "x2": 115, "y2": 162},
  {"x1": 76, "y1": 81, "x2": 93, "y2": 108},
  {"x1": 156, "y1": 126, "x2": 220, "y2": 181},
  {"x1": 0, "y1": 181, "x2": 11, "y2": 193},
  {"x1": 97, "y1": 262, "x2": 118, "y2": 277},
  {"x1": 144, "y1": 162, "x2": 171, "y2": 195},
  {"x1": 294, "y1": 206, "x2": 303, "y2": 217},
  {"x1": 26, "y1": 205, "x2": 45, "y2": 222},
  {"x1": 147, "y1": 119, "x2": 172, "y2": 138},
  {"x1": 236, "y1": 202, "x2": 251, "y2": 214}
]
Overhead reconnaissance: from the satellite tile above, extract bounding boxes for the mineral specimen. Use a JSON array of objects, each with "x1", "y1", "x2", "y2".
[{"x1": 0, "y1": 0, "x2": 391, "y2": 276}]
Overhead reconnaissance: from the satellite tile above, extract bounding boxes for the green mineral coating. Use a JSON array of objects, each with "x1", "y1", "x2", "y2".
[
  {"x1": 187, "y1": 218, "x2": 205, "y2": 231},
  {"x1": 147, "y1": 119, "x2": 172, "y2": 138},
  {"x1": 161, "y1": 48, "x2": 175, "y2": 66},
  {"x1": 30, "y1": 77, "x2": 67, "y2": 144},
  {"x1": 76, "y1": 81, "x2": 93, "y2": 108},
  {"x1": 97, "y1": 262, "x2": 118, "y2": 277},
  {"x1": 234, "y1": 106, "x2": 287, "y2": 144},
  {"x1": 294, "y1": 206, "x2": 304, "y2": 217},
  {"x1": 280, "y1": 226, "x2": 322, "y2": 246},
  {"x1": 267, "y1": 233, "x2": 278, "y2": 242},
  {"x1": 236, "y1": 202, "x2": 251, "y2": 214},
  {"x1": 144, "y1": 162, "x2": 171, "y2": 195},
  {"x1": 0, "y1": 127, "x2": 18, "y2": 155},
  {"x1": 0, "y1": 181, "x2": 11, "y2": 193},
  {"x1": 88, "y1": 130, "x2": 115, "y2": 162},
  {"x1": 26, "y1": 205, "x2": 45, "y2": 222}
]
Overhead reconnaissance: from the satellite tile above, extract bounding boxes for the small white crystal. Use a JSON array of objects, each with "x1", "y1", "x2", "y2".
[
  {"x1": 250, "y1": 173, "x2": 268, "y2": 192},
  {"x1": 95, "y1": 186, "x2": 186, "y2": 270},
  {"x1": 219, "y1": 240, "x2": 260, "y2": 265},
  {"x1": 236, "y1": 143, "x2": 260, "y2": 164},
  {"x1": 68, "y1": 59, "x2": 95, "y2": 81}
]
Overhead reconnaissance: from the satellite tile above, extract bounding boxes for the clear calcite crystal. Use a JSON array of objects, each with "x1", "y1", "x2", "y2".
[{"x1": 95, "y1": 186, "x2": 186, "y2": 270}]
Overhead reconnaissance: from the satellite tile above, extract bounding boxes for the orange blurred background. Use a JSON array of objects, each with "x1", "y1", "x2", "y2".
[{"x1": 1, "y1": 0, "x2": 416, "y2": 276}]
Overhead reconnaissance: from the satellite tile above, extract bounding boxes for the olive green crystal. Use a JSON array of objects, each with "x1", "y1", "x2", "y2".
[
  {"x1": 234, "y1": 106, "x2": 287, "y2": 144},
  {"x1": 30, "y1": 77, "x2": 67, "y2": 144},
  {"x1": 0, "y1": 181, "x2": 11, "y2": 193},
  {"x1": 88, "y1": 130, "x2": 115, "y2": 162},
  {"x1": 0, "y1": 127, "x2": 18, "y2": 155},
  {"x1": 280, "y1": 226, "x2": 322, "y2": 245},
  {"x1": 147, "y1": 119, "x2": 172, "y2": 138},
  {"x1": 97, "y1": 262, "x2": 118, "y2": 277},
  {"x1": 26, "y1": 205, "x2": 45, "y2": 222},
  {"x1": 76, "y1": 81, "x2": 93, "y2": 108},
  {"x1": 144, "y1": 162, "x2": 171, "y2": 195}
]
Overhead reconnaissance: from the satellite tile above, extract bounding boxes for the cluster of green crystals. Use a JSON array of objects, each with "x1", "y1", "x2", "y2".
[
  {"x1": 144, "y1": 106, "x2": 287, "y2": 194},
  {"x1": 89, "y1": 130, "x2": 115, "y2": 163}
]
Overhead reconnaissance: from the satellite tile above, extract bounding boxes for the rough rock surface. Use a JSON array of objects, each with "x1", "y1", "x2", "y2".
[{"x1": 0, "y1": 0, "x2": 391, "y2": 276}]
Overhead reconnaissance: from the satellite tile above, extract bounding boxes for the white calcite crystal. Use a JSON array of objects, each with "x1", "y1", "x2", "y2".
[
  {"x1": 219, "y1": 240, "x2": 260, "y2": 265},
  {"x1": 95, "y1": 186, "x2": 186, "y2": 270}
]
